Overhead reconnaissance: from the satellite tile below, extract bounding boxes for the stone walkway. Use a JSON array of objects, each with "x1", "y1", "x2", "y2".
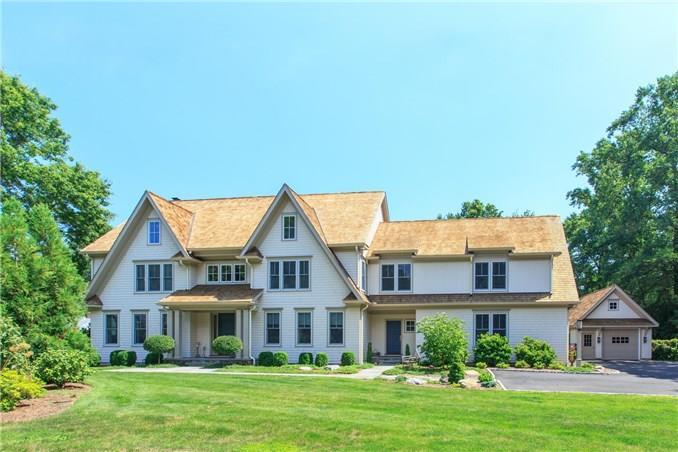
[{"x1": 107, "y1": 365, "x2": 393, "y2": 380}]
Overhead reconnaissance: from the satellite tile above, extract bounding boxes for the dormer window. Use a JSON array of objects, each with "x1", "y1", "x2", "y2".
[
  {"x1": 474, "y1": 260, "x2": 507, "y2": 291},
  {"x1": 148, "y1": 220, "x2": 161, "y2": 245},
  {"x1": 282, "y1": 214, "x2": 296, "y2": 240},
  {"x1": 608, "y1": 299, "x2": 619, "y2": 311},
  {"x1": 381, "y1": 263, "x2": 412, "y2": 292}
]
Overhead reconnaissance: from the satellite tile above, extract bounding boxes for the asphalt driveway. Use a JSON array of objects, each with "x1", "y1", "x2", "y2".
[{"x1": 493, "y1": 361, "x2": 678, "y2": 396}]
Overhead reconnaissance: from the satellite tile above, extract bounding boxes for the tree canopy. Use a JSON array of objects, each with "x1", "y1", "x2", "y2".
[
  {"x1": 0, "y1": 71, "x2": 112, "y2": 274},
  {"x1": 437, "y1": 199, "x2": 503, "y2": 219},
  {"x1": 564, "y1": 72, "x2": 677, "y2": 338}
]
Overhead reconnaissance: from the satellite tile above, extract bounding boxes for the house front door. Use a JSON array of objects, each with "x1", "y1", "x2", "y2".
[{"x1": 386, "y1": 320, "x2": 402, "y2": 355}]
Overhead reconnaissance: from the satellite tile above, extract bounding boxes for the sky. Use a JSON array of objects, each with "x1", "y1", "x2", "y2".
[{"x1": 3, "y1": 1, "x2": 677, "y2": 224}]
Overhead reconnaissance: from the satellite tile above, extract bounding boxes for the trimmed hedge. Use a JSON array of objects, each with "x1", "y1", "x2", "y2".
[
  {"x1": 144, "y1": 352, "x2": 164, "y2": 366},
  {"x1": 273, "y1": 352, "x2": 288, "y2": 366},
  {"x1": 315, "y1": 352, "x2": 329, "y2": 367},
  {"x1": 144, "y1": 335, "x2": 175, "y2": 363},
  {"x1": 340, "y1": 352, "x2": 355, "y2": 366},
  {"x1": 474, "y1": 333, "x2": 512, "y2": 366},
  {"x1": 109, "y1": 350, "x2": 137, "y2": 366},
  {"x1": 514, "y1": 337, "x2": 556, "y2": 367},
  {"x1": 258, "y1": 352, "x2": 275, "y2": 366},
  {"x1": 298, "y1": 352, "x2": 313, "y2": 365},
  {"x1": 652, "y1": 339, "x2": 678, "y2": 361},
  {"x1": 211, "y1": 336, "x2": 243, "y2": 356}
]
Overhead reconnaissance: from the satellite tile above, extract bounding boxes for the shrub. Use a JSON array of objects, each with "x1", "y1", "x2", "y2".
[
  {"x1": 515, "y1": 360, "x2": 530, "y2": 368},
  {"x1": 340, "y1": 352, "x2": 355, "y2": 366},
  {"x1": 126, "y1": 351, "x2": 137, "y2": 366},
  {"x1": 298, "y1": 352, "x2": 313, "y2": 365},
  {"x1": 417, "y1": 313, "x2": 468, "y2": 367},
  {"x1": 405, "y1": 344, "x2": 411, "y2": 356},
  {"x1": 581, "y1": 361, "x2": 595, "y2": 369},
  {"x1": 496, "y1": 362, "x2": 509, "y2": 369},
  {"x1": 474, "y1": 334, "x2": 512, "y2": 366},
  {"x1": 63, "y1": 329, "x2": 100, "y2": 367},
  {"x1": 34, "y1": 348, "x2": 91, "y2": 388},
  {"x1": 514, "y1": 337, "x2": 556, "y2": 367},
  {"x1": 478, "y1": 372, "x2": 494, "y2": 384},
  {"x1": 448, "y1": 361, "x2": 465, "y2": 384},
  {"x1": 366, "y1": 342, "x2": 373, "y2": 363},
  {"x1": 0, "y1": 316, "x2": 33, "y2": 373},
  {"x1": 144, "y1": 335, "x2": 176, "y2": 363},
  {"x1": 475, "y1": 362, "x2": 487, "y2": 369},
  {"x1": 652, "y1": 339, "x2": 678, "y2": 361},
  {"x1": 395, "y1": 375, "x2": 407, "y2": 383},
  {"x1": 258, "y1": 352, "x2": 275, "y2": 366},
  {"x1": 548, "y1": 361, "x2": 565, "y2": 370},
  {"x1": 273, "y1": 352, "x2": 288, "y2": 366},
  {"x1": 211, "y1": 336, "x2": 242, "y2": 356},
  {"x1": 144, "y1": 352, "x2": 163, "y2": 366},
  {"x1": 533, "y1": 362, "x2": 545, "y2": 369},
  {"x1": 315, "y1": 352, "x2": 329, "y2": 367},
  {"x1": 0, "y1": 370, "x2": 44, "y2": 412},
  {"x1": 109, "y1": 350, "x2": 127, "y2": 366},
  {"x1": 568, "y1": 344, "x2": 577, "y2": 365}
]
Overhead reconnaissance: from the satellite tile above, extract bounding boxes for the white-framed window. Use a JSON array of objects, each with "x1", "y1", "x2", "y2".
[
  {"x1": 160, "y1": 311, "x2": 168, "y2": 336},
  {"x1": 405, "y1": 320, "x2": 416, "y2": 333},
  {"x1": 265, "y1": 311, "x2": 281, "y2": 346},
  {"x1": 380, "y1": 263, "x2": 412, "y2": 292},
  {"x1": 132, "y1": 311, "x2": 148, "y2": 345},
  {"x1": 148, "y1": 220, "x2": 161, "y2": 245},
  {"x1": 474, "y1": 260, "x2": 508, "y2": 291},
  {"x1": 135, "y1": 263, "x2": 172, "y2": 293},
  {"x1": 584, "y1": 334, "x2": 592, "y2": 347},
  {"x1": 474, "y1": 312, "x2": 508, "y2": 342},
  {"x1": 104, "y1": 312, "x2": 119, "y2": 345},
  {"x1": 205, "y1": 263, "x2": 247, "y2": 284},
  {"x1": 296, "y1": 311, "x2": 312, "y2": 346},
  {"x1": 282, "y1": 214, "x2": 296, "y2": 240},
  {"x1": 608, "y1": 299, "x2": 619, "y2": 311},
  {"x1": 268, "y1": 259, "x2": 311, "y2": 291},
  {"x1": 612, "y1": 336, "x2": 629, "y2": 344},
  {"x1": 328, "y1": 311, "x2": 344, "y2": 345}
]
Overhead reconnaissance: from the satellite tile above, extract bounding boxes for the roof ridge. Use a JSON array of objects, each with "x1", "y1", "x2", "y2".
[
  {"x1": 384, "y1": 215, "x2": 560, "y2": 224},
  {"x1": 172, "y1": 194, "x2": 276, "y2": 202},
  {"x1": 157, "y1": 190, "x2": 385, "y2": 203},
  {"x1": 148, "y1": 191, "x2": 195, "y2": 215},
  {"x1": 300, "y1": 190, "x2": 386, "y2": 196}
]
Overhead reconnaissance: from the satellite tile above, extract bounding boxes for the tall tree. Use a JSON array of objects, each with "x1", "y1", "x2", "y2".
[
  {"x1": 437, "y1": 199, "x2": 503, "y2": 219},
  {"x1": 0, "y1": 71, "x2": 112, "y2": 274},
  {"x1": 565, "y1": 72, "x2": 677, "y2": 338}
]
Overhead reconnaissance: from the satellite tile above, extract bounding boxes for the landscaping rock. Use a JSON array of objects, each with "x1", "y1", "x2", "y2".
[
  {"x1": 326, "y1": 365, "x2": 340, "y2": 371},
  {"x1": 298, "y1": 366, "x2": 313, "y2": 371},
  {"x1": 406, "y1": 378, "x2": 426, "y2": 385}
]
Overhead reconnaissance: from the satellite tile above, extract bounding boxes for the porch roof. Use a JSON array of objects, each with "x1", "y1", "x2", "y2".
[
  {"x1": 581, "y1": 318, "x2": 657, "y2": 328},
  {"x1": 158, "y1": 284, "x2": 263, "y2": 309}
]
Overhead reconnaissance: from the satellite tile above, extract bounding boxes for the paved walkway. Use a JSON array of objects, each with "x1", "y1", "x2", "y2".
[{"x1": 107, "y1": 365, "x2": 393, "y2": 380}]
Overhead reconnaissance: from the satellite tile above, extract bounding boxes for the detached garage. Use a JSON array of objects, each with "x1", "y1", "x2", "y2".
[{"x1": 569, "y1": 285, "x2": 658, "y2": 361}]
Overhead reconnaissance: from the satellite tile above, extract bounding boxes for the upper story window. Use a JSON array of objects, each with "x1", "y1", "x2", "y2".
[
  {"x1": 148, "y1": 220, "x2": 161, "y2": 245},
  {"x1": 608, "y1": 299, "x2": 619, "y2": 311},
  {"x1": 474, "y1": 260, "x2": 507, "y2": 291},
  {"x1": 282, "y1": 214, "x2": 296, "y2": 240},
  {"x1": 268, "y1": 259, "x2": 310, "y2": 290},
  {"x1": 381, "y1": 263, "x2": 412, "y2": 292},
  {"x1": 206, "y1": 263, "x2": 246, "y2": 284},
  {"x1": 136, "y1": 263, "x2": 172, "y2": 292}
]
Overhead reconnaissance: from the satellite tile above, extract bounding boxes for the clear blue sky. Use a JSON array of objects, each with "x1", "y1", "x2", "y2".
[{"x1": 3, "y1": 2, "x2": 676, "y2": 224}]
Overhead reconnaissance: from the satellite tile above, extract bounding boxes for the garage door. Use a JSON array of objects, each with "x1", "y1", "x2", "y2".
[{"x1": 603, "y1": 329, "x2": 638, "y2": 360}]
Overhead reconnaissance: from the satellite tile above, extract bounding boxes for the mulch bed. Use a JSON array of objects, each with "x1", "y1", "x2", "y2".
[{"x1": 0, "y1": 383, "x2": 90, "y2": 423}]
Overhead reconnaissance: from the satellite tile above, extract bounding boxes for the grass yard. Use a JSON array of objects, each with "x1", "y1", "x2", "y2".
[
  {"x1": 2, "y1": 372, "x2": 676, "y2": 451},
  {"x1": 218, "y1": 364, "x2": 372, "y2": 374}
]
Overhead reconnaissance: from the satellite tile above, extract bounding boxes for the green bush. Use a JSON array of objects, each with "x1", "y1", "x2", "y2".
[
  {"x1": 418, "y1": 313, "x2": 468, "y2": 367},
  {"x1": 211, "y1": 336, "x2": 242, "y2": 356},
  {"x1": 548, "y1": 361, "x2": 565, "y2": 370},
  {"x1": 478, "y1": 372, "x2": 494, "y2": 384},
  {"x1": 126, "y1": 351, "x2": 137, "y2": 366},
  {"x1": 298, "y1": 352, "x2": 313, "y2": 365},
  {"x1": 0, "y1": 316, "x2": 33, "y2": 373},
  {"x1": 340, "y1": 352, "x2": 355, "y2": 366},
  {"x1": 515, "y1": 360, "x2": 530, "y2": 368},
  {"x1": 514, "y1": 337, "x2": 556, "y2": 367},
  {"x1": 258, "y1": 352, "x2": 275, "y2": 366},
  {"x1": 475, "y1": 362, "x2": 487, "y2": 369},
  {"x1": 533, "y1": 362, "x2": 545, "y2": 369},
  {"x1": 448, "y1": 361, "x2": 465, "y2": 384},
  {"x1": 63, "y1": 330, "x2": 100, "y2": 367},
  {"x1": 144, "y1": 335, "x2": 176, "y2": 363},
  {"x1": 581, "y1": 361, "x2": 595, "y2": 369},
  {"x1": 109, "y1": 350, "x2": 127, "y2": 366},
  {"x1": 474, "y1": 334, "x2": 512, "y2": 366},
  {"x1": 34, "y1": 348, "x2": 91, "y2": 388},
  {"x1": 496, "y1": 362, "x2": 509, "y2": 369},
  {"x1": 366, "y1": 342, "x2": 373, "y2": 363},
  {"x1": 315, "y1": 352, "x2": 329, "y2": 367},
  {"x1": 273, "y1": 352, "x2": 288, "y2": 366},
  {"x1": 0, "y1": 370, "x2": 44, "y2": 412},
  {"x1": 395, "y1": 375, "x2": 407, "y2": 383},
  {"x1": 144, "y1": 352, "x2": 164, "y2": 366},
  {"x1": 652, "y1": 339, "x2": 678, "y2": 361}
]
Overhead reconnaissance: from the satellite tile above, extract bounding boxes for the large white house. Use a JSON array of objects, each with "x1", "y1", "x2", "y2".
[{"x1": 82, "y1": 184, "x2": 581, "y2": 364}]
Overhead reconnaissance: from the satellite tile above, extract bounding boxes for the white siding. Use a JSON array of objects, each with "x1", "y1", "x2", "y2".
[
  {"x1": 509, "y1": 259, "x2": 550, "y2": 292},
  {"x1": 412, "y1": 262, "x2": 471, "y2": 294},
  {"x1": 91, "y1": 257, "x2": 104, "y2": 276},
  {"x1": 588, "y1": 294, "x2": 641, "y2": 319},
  {"x1": 335, "y1": 250, "x2": 359, "y2": 283}
]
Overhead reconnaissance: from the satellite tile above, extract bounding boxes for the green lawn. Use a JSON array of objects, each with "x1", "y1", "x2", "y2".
[
  {"x1": 218, "y1": 364, "x2": 372, "y2": 374},
  {"x1": 2, "y1": 372, "x2": 676, "y2": 451}
]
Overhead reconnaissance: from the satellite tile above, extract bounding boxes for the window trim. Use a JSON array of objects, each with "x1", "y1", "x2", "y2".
[
  {"x1": 132, "y1": 310, "x2": 149, "y2": 346},
  {"x1": 380, "y1": 262, "x2": 412, "y2": 293},
  {"x1": 134, "y1": 262, "x2": 173, "y2": 294},
  {"x1": 282, "y1": 214, "x2": 297, "y2": 241},
  {"x1": 404, "y1": 319, "x2": 416, "y2": 333},
  {"x1": 205, "y1": 262, "x2": 247, "y2": 285},
  {"x1": 295, "y1": 310, "x2": 313, "y2": 347},
  {"x1": 473, "y1": 259, "x2": 509, "y2": 292},
  {"x1": 608, "y1": 299, "x2": 619, "y2": 311},
  {"x1": 583, "y1": 334, "x2": 592, "y2": 347},
  {"x1": 160, "y1": 310, "x2": 169, "y2": 336},
  {"x1": 147, "y1": 219, "x2": 161, "y2": 245},
  {"x1": 103, "y1": 311, "x2": 119, "y2": 346},
  {"x1": 265, "y1": 311, "x2": 282, "y2": 346},
  {"x1": 472, "y1": 311, "x2": 509, "y2": 345},
  {"x1": 267, "y1": 258, "x2": 311, "y2": 291},
  {"x1": 327, "y1": 310, "x2": 345, "y2": 346}
]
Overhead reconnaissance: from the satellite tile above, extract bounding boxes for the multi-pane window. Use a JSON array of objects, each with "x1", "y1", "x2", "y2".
[
  {"x1": 163, "y1": 264, "x2": 173, "y2": 291},
  {"x1": 297, "y1": 311, "x2": 312, "y2": 345},
  {"x1": 206, "y1": 263, "x2": 246, "y2": 284},
  {"x1": 612, "y1": 336, "x2": 629, "y2": 344},
  {"x1": 474, "y1": 261, "x2": 508, "y2": 291},
  {"x1": 234, "y1": 264, "x2": 246, "y2": 282},
  {"x1": 266, "y1": 312, "x2": 281, "y2": 345},
  {"x1": 405, "y1": 320, "x2": 416, "y2": 333},
  {"x1": 161, "y1": 312, "x2": 168, "y2": 336},
  {"x1": 135, "y1": 265, "x2": 145, "y2": 291},
  {"x1": 105, "y1": 313, "x2": 118, "y2": 345},
  {"x1": 474, "y1": 263, "x2": 489, "y2": 290},
  {"x1": 282, "y1": 214, "x2": 296, "y2": 240},
  {"x1": 398, "y1": 264, "x2": 412, "y2": 291},
  {"x1": 135, "y1": 263, "x2": 171, "y2": 292},
  {"x1": 269, "y1": 259, "x2": 310, "y2": 290},
  {"x1": 608, "y1": 299, "x2": 619, "y2": 311},
  {"x1": 148, "y1": 264, "x2": 161, "y2": 291},
  {"x1": 329, "y1": 312, "x2": 344, "y2": 345},
  {"x1": 133, "y1": 312, "x2": 147, "y2": 344},
  {"x1": 584, "y1": 334, "x2": 592, "y2": 347},
  {"x1": 148, "y1": 220, "x2": 161, "y2": 244},
  {"x1": 381, "y1": 265, "x2": 394, "y2": 291},
  {"x1": 381, "y1": 264, "x2": 411, "y2": 292},
  {"x1": 474, "y1": 313, "x2": 508, "y2": 342},
  {"x1": 221, "y1": 265, "x2": 232, "y2": 282},
  {"x1": 492, "y1": 262, "x2": 506, "y2": 290},
  {"x1": 207, "y1": 265, "x2": 219, "y2": 282}
]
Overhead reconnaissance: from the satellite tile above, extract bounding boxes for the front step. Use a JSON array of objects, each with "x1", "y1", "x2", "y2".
[{"x1": 374, "y1": 355, "x2": 402, "y2": 365}]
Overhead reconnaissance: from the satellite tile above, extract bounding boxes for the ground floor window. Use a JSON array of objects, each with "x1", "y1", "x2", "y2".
[
  {"x1": 104, "y1": 312, "x2": 118, "y2": 345},
  {"x1": 405, "y1": 320, "x2": 416, "y2": 332},
  {"x1": 296, "y1": 311, "x2": 312, "y2": 345},
  {"x1": 266, "y1": 312, "x2": 281, "y2": 345},
  {"x1": 328, "y1": 311, "x2": 344, "y2": 345},
  {"x1": 611, "y1": 336, "x2": 629, "y2": 344},
  {"x1": 474, "y1": 312, "x2": 508, "y2": 342},
  {"x1": 133, "y1": 311, "x2": 148, "y2": 345},
  {"x1": 161, "y1": 312, "x2": 168, "y2": 336},
  {"x1": 584, "y1": 334, "x2": 592, "y2": 347}
]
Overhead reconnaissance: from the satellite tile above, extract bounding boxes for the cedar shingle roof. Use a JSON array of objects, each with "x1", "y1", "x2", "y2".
[
  {"x1": 81, "y1": 223, "x2": 126, "y2": 254},
  {"x1": 159, "y1": 284, "x2": 263, "y2": 304},
  {"x1": 568, "y1": 286, "x2": 613, "y2": 326},
  {"x1": 148, "y1": 192, "x2": 193, "y2": 249}
]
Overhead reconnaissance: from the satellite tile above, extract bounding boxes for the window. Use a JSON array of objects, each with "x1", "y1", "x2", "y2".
[
  {"x1": 206, "y1": 263, "x2": 245, "y2": 284},
  {"x1": 135, "y1": 265, "x2": 145, "y2": 292},
  {"x1": 474, "y1": 261, "x2": 508, "y2": 291},
  {"x1": 234, "y1": 264, "x2": 246, "y2": 282},
  {"x1": 221, "y1": 265, "x2": 232, "y2": 282},
  {"x1": 608, "y1": 299, "x2": 619, "y2": 311},
  {"x1": 268, "y1": 259, "x2": 310, "y2": 290},
  {"x1": 282, "y1": 214, "x2": 296, "y2": 240},
  {"x1": 474, "y1": 312, "x2": 508, "y2": 342},
  {"x1": 269, "y1": 262, "x2": 280, "y2": 289},
  {"x1": 133, "y1": 312, "x2": 147, "y2": 345},
  {"x1": 148, "y1": 220, "x2": 161, "y2": 244},
  {"x1": 296, "y1": 311, "x2": 312, "y2": 345},
  {"x1": 398, "y1": 264, "x2": 412, "y2": 291},
  {"x1": 584, "y1": 334, "x2": 592, "y2": 347},
  {"x1": 492, "y1": 262, "x2": 506, "y2": 290},
  {"x1": 104, "y1": 313, "x2": 118, "y2": 345},
  {"x1": 381, "y1": 263, "x2": 412, "y2": 292},
  {"x1": 405, "y1": 320, "x2": 416, "y2": 333},
  {"x1": 207, "y1": 265, "x2": 219, "y2": 282},
  {"x1": 361, "y1": 259, "x2": 367, "y2": 291},
  {"x1": 474, "y1": 263, "x2": 489, "y2": 290},
  {"x1": 163, "y1": 264, "x2": 173, "y2": 291},
  {"x1": 148, "y1": 264, "x2": 161, "y2": 291},
  {"x1": 161, "y1": 312, "x2": 168, "y2": 336},
  {"x1": 612, "y1": 336, "x2": 629, "y2": 344},
  {"x1": 329, "y1": 312, "x2": 344, "y2": 345},
  {"x1": 381, "y1": 265, "x2": 395, "y2": 291},
  {"x1": 266, "y1": 312, "x2": 280, "y2": 345}
]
